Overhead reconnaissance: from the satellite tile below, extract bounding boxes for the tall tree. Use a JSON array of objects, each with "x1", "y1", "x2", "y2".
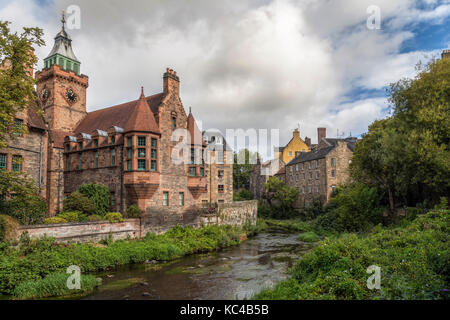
[
  {"x1": 351, "y1": 57, "x2": 450, "y2": 214},
  {"x1": 0, "y1": 20, "x2": 44, "y2": 147},
  {"x1": 233, "y1": 149, "x2": 259, "y2": 190}
]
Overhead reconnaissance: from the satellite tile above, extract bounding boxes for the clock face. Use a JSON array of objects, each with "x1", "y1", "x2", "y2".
[
  {"x1": 41, "y1": 88, "x2": 49, "y2": 102},
  {"x1": 65, "y1": 88, "x2": 78, "y2": 103}
]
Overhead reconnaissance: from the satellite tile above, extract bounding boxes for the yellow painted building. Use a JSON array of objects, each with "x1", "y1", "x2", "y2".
[{"x1": 274, "y1": 129, "x2": 310, "y2": 164}]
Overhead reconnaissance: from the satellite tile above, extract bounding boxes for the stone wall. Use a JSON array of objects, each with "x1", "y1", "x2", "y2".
[
  {"x1": 18, "y1": 201, "x2": 257, "y2": 243},
  {"x1": 19, "y1": 219, "x2": 141, "y2": 243}
]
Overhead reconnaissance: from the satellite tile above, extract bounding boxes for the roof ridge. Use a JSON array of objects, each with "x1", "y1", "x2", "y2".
[{"x1": 85, "y1": 92, "x2": 163, "y2": 115}]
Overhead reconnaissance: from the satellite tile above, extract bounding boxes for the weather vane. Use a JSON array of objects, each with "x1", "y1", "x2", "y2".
[{"x1": 61, "y1": 10, "x2": 66, "y2": 30}]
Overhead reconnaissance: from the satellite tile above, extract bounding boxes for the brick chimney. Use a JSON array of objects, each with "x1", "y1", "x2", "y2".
[
  {"x1": 317, "y1": 127, "x2": 326, "y2": 143},
  {"x1": 305, "y1": 136, "x2": 311, "y2": 147},
  {"x1": 163, "y1": 67, "x2": 180, "y2": 96},
  {"x1": 442, "y1": 50, "x2": 450, "y2": 60}
]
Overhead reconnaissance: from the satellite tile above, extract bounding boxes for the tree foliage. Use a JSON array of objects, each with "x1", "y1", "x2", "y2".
[
  {"x1": 350, "y1": 58, "x2": 450, "y2": 215},
  {"x1": 0, "y1": 20, "x2": 44, "y2": 147},
  {"x1": 263, "y1": 176, "x2": 299, "y2": 218},
  {"x1": 63, "y1": 191, "x2": 96, "y2": 216},
  {"x1": 78, "y1": 183, "x2": 110, "y2": 216},
  {"x1": 233, "y1": 149, "x2": 259, "y2": 190}
]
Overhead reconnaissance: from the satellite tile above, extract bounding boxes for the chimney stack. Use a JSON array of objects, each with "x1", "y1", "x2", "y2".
[
  {"x1": 317, "y1": 127, "x2": 326, "y2": 143},
  {"x1": 442, "y1": 50, "x2": 450, "y2": 60},
  {"x1": 293, "y1": 128, "x2": 300, "y2": 138},
  {"x1": 163, "y1": 67, "x2": 180, "y2": 96},
  {"x1": 305, "y1": 137, "x2": 311, "y2": 147}
]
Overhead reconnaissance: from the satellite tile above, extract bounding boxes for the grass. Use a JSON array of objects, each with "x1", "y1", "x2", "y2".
[
  {"x1": 254, "y1": 208, "x2": 450, "y2": 300},
  {"x1": 0, "y1": 224, "x2": 248, "y2": 297},
  {"x1": 13, "y1": 273, "x2": 100, "y2": 300},
  {"x1": 297, "y1": 231, "x2": 320, "y2": 242}
]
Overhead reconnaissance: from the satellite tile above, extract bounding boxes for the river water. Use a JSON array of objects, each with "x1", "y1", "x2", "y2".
[{"x1": 84, "y1": 231, "x2": 314, "y2": 300}]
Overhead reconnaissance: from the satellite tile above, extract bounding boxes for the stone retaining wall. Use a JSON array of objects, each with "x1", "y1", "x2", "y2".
[{"x1": 18, "y1": 200, "x2": 258, "y2": 243}]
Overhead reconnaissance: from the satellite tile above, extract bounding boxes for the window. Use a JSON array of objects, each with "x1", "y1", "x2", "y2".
[
  {"x1": 331, "y1": 185, "x2": 337, "y2": 193},
  {"x1": 172, "y1": 117, "x2": 177, "y2": 130},
  {"x1": 331, "y1": 169, "x2": 336, "y2": 178},
  {"x1": 301, "y1": 163, "x2": 305, "y2": 171},
  {"x1": 65, "y1": 155, "x2": 70, "y2": 171},
  {"x1": 296, "y1": 174, "x2": 299, "y2": 182},
  {"x1": 309, "y1": 185, "x2": 313, "y2": 193},
  {"x1": 138, "y1": 159, "x2": 146, "y2": 171},
  {"x1": 151, "y1": 149, "x2": 157, "y2": 159},
  {"x1": 316, "y1": 183, "x2": 320, "y2": 193},
  {"x1": 309, "y1": 172, "x2": 313, "y2": 179},
  {"x1": 110, "y1": 149, "x2": 116, "y2": 166},
  {"x1": 127, "y1": 148, "x2": 132, "y2": 159},
  {"x1": 151, "y1": 138, "x2": 157, "y2": 172},
  {"x1": 289, "y1": 176, "x2": 293, "y2": 183},
  {"x1": 302, "y1": 186, "x2": 305, "y2": 194},
  {"x1": 218, "y1": 185, "x2": 224, "y2": 193},
  {"x1": 218, "y1": 200, "x2": 224, "y2": 204},
  {"x1": 218, "y1": 170, "x2": 224, "y2": 179},
  {"x1": 163, "y1": 192, "x2": 169, "y2": 206},
  {"x1": 202, "y1": 200, "x2": 208, "y2": 208},
  {"x1": 316, "y1": 171, "x2": 320, "y2": 179},
  {"x1": 189, "y1": 167, "x2": 196, "y2": 176},
  {"x1": 290, "y1": 166, "x2": 293, "y2": 174},
  {"x1": 201, "y1": 149, "x2": 205, "y2": 165},
  {"x1": 65, "y1": 144, "x2": 70, "y2": 152},
  {"x1": 127, "y1": 160, "x2": 132, "y2": 171},
  {"x1": 138, "y1": 136, "x2": 146, "y2": 147},
  {"x1": 127, "y1": 136, "x2": 133, "y2": 147},
  {"x1": 179, "y1": 192, "x2": 184, "y2": 206},
  {"x1": 315, "y1": 160, "x2": 319, "y2": 168},
  {"x1": 111, "y1": 193, "x2": 115, "y2": 208},
  {"x1": 0, "y1": 154, "x2": 6, "y2": 170},
  {"x1": 78, "y1": 154, "x2": 82, "y2": 170},
  {"x1": 12, "y1": 156, "x2": 23, "y2": 172},
  {"x1": 331, "y1": 158, "x2": 336, "y2": 167},
  {"x1": 200, "y1": 167, "x2": 204, "y2": 176},
  {"x1": 151, "y1": 138, "x2": 157, "y2": 148},
  {"x1": 308, "y1": 162, "x2": 311, "y2": 169},
  {"x1": 94, "y1": 151, "x2": 98, "y2": 168},
  {"x1": 79, "y1": 142, "x2": 83, "y2": 150},
  {"x1": 94, "y1": 139, "x2": 98, "y2": 148},
  {"x1": 13, "y1": 119, "x2": 23, "y2": 136},
  {"x1": 190, "y1": 148, "x2": 195, "y2": 165},
  {"x1": 151, "y1": 160, "x2": 157, "y2": 172},
  {"x1": 138, "y1": 148, "x2": 146, "y2": 158},
  {"x1": 296, "y1": 164, "x2": 299, "y2": 171},
  {"x1": 111, "y1": 136, "x2": 115, "y2": 145}
]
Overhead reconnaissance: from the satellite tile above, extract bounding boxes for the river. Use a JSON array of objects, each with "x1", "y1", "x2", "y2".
[{"x1": 84, "y1": 231, "x2": 314, "y2": 300}]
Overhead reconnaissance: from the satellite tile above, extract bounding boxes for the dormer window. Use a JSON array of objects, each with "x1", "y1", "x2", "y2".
[
  {"x1": 111, "y1": 136, "x2": 115, "y2": 145},
  {"x1": 94, "y1": 139, "x2": 98, "y2": 148}
]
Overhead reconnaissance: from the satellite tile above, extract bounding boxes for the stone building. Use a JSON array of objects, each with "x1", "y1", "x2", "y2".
[
  {"x1": 2, "y1": 15, "x2": 232, "y2": 216},
  {"x1": 284, "y1": 128, "x2": 357, "y2": 208},
  {"x1": 274, "y1": 128, "x2": 311, "y2": 164}
]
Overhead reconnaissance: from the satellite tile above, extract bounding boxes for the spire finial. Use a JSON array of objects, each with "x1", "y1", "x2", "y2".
[
  {"x1": 189, "y1": 107, "x2": 192, "y2": 114},
  {"x1": 140, "y1": 86, "x2": 145, "y2": 98},
  {"x1": 61, "y1": 10, "x2": 66, "y2": 30}
]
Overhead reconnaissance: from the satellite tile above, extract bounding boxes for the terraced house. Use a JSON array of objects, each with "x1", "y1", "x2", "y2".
[
  {"x1": 6, "y1": 16, "x2": 232, "y2": 216},
  {"x1": 284, "y1": 128, "x2": 357, "y2": 208}
]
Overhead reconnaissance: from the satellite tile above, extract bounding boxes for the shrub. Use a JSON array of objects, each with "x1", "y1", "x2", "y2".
[
  {"x1": 0, "y1": 214, "x2": 20, "y2": 242},
  {"x1": 57, "y1": 211, "x2": 83, "y2": 222},
  {"x1": 78, "y1": 183, "x2": 110, "y2": 216},
  {"x1": 105, "y1": 212, "x2": 123, "y2": 223},
  {"x1": 233, "y1": 189, "x2": 253, "y2": 201},
  {"x1": 44, "y1": 217, "x2": 68, "y2": 224},
  {"x1": 13, "y1": 272, "x2": 100, "y2": 299},
  {"x1": 298, "y1": 231, "x2": 320, "y2": 242},
  {"x1": 4, "y1": 194, "x2": 47, "y2": 225},
  {"x1": 126, "y1": 204, "x2": 142, "y2": 218},
  {"x1": 88, "y1": 214, "x2": 103, "y2": 222},
  {"x1": 298, "y1": 199, "x2": 325, "y2": 221},
  {"x1": 63, "y1": 191, "x2": 97, "y2": 215}
]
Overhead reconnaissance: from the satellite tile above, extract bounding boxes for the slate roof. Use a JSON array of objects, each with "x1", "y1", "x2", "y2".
[
  {"x1": 287, "y1": 146, "x2": 335, "y2": 165},
  {"x1": 74, "y1": 92, "x2": 163, "y2": 135}
]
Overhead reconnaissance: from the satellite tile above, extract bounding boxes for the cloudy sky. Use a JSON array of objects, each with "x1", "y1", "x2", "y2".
[{"x1": 1, "y1": 0, "x2": 449, "y2": 158}]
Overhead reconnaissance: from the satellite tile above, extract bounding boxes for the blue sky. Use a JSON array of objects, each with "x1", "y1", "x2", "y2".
[{"x1": 1, "y1": 0, "x2": 449, "y2": 154}]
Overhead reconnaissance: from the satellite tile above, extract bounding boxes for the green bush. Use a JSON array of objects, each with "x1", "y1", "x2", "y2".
[
  {"x1": 233, "y1": 189, "x2": 253, "y2": 201},
  {"x1": 44, "y1": 217, "x2": 68, "y2": 224},
  {"x1": 4, "y1": 194, "x2": 47, "y2": 225},
  {"x1": 405, "y1": 207, "x2": 422, "y2": 221},
  {"x1": 0, "y1": 214, "x2": 20, "y2": 242},
  {"x1": 13, "y1": 272, "x2": 100, "y2": 299},
  {"x1": 57, "y1": 211, "x2": 83, "y2": 223},
  {"x1": 298, "y1": 231, "x2": 320, "y2": 242},
  {"x1": 126, "y1": 204, "x2": 142, "y2": 218},
  {"x1": 63, "y1": 192, "x2": 97, "y2": 215},
  {"x1": 105, "y1": 212, "x2": 123, "y2": 223},
  {"x1": 78, "y1": 184, "x2": 110, "y2": 216},
  {"x1": 298, "y1": 199, "x2": 325, "y2": 221},
  {"x1": 88, "y1": 215, "x2": 103, "y2": 222},
  {"x1": 254, "y1": 208, "x2": 450, "y2": 300}
]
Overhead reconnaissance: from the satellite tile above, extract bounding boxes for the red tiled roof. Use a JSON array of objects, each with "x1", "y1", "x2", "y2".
[
  {"x1": 123, "y1": 89, "x2": 160, "y2": 134},
  {"x1": 187, "y1": 112, "x2": 206, "y2": 146},
  {"x1": 74, "y1": 92, "x2": 163, "y2": 134}
]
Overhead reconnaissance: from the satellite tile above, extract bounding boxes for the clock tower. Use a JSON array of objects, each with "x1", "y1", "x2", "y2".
[
  {"x1": 36, "y1": 12, "x2": 88, "y2": 133},
  {"x1": 36, "y1": 12, "x2": 89, "y2": 214}
]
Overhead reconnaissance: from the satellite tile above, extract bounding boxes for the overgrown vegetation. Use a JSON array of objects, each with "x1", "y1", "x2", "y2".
[
  {"x1": 262, "y1": 177, "x2": 299, "y2": 218},
  {"x1": 255, "y1": 205, "x2": 449, "y2": 300},
  {"x1": 13, "y1": 272, "x2": 100, "y2": 300},
  {"x1": 126, "y1": 204, "x2": 142, "y2": 218},
  {"x1": 233, "y1": 189, "x2": 253, "y2": 201},
  {"x1": 0, "y1": 224, "x2": 248, "y2": 295}
]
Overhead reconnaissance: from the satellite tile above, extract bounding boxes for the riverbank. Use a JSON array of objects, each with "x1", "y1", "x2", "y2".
[
  {"x1": 254, "y1": 208, "x2": 449, "y2": 300},
  {"x1": 0, "y1": 224, "x2": 251, "y2": 299}
]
